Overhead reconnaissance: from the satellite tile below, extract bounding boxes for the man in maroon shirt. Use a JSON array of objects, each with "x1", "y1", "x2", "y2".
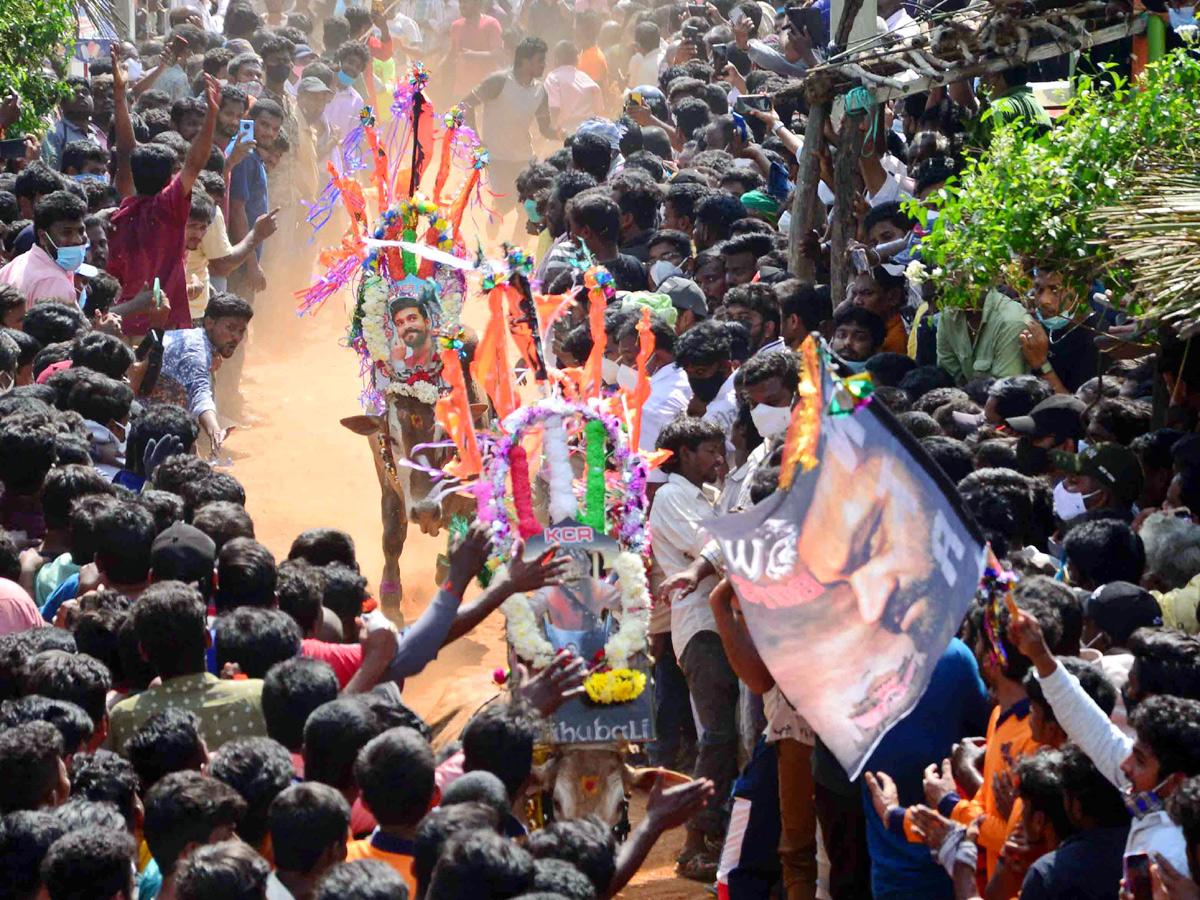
[{"x1": 107, "y1": 46, "x2": 220, "y2": 337}]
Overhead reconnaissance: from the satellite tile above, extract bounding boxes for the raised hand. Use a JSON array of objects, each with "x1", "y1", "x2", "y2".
[
  {"x1": 505, "y1": 539, "x2": 571, "y2": 594},
  {"x1": 865, "y1": 770, "x2": 899, "y2": 823},
  {"x1": 645, "y1": 772, "x2": 715, "y2": 833},
  {"x1": 510, "y1": 653, "x2": 586, "y2": 715},
  {"x1": 923, "y1": 758, "x2": 957, "y2": 808}
]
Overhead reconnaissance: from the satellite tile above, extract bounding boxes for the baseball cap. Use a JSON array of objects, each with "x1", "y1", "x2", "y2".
[
  {"x1": 1085, "y1": 581, "x2": 1163, "y2": 644},
  {"x1": 658, "y1": 275, "x2": 707, "y2": 318},
  {"x1": 294, "y1": 44, "x2": 317, "y2": 60},
  {"x1": 1006, "y1": 395, "x2": 1086, "y2": 441},
  {"x1": 296, "y1": 76, "x2": 334, "y2": 95},
  {"x1": 151, "y1": 522, "x2": 216, "y2": 586},
  {"x1": 1050, "y1": 442, "x2": 1145, "y2": 505}
]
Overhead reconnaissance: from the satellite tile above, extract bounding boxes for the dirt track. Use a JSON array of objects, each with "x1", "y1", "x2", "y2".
[{"x1": 227, "y1": 210, "x2": 708, "y2": 899}]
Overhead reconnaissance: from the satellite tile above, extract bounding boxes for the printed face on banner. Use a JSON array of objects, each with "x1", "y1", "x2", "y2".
[
  {"x1": 386, "y1": 275, "x2": 436, "y2": 371},
  {"x1": 703, "y1": 368, "x2": 985, "y2": 778}
]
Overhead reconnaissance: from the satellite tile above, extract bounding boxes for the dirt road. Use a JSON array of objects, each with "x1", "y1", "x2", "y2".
[{"x1": 227, "y1": 226, "x2": 709, "y2": 900}]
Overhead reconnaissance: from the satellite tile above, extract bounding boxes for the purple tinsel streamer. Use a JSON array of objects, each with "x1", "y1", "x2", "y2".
[{"x1": 296, "y1": 254, "x2": 361, "y2": 317}]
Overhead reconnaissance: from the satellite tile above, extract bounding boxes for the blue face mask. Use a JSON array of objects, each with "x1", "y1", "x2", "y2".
[
  {"x1": 337, "y1": 69, "x2": 356, "y2": 87},
  {"x1": 523, "y1": 198, "x2": 543, "y2": 223},
  {"x1": 72, "y1": 173, "x2": 110, "y2": 185},
  {"x1": 1037, "y1": 311, "x2": 1071, "y2": 331},
  {"x1": 45, "y1": 236, "x2": 89, "y2": 273}
]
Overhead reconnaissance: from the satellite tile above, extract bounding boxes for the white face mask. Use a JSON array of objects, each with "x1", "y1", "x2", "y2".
[
  {"x1": 0, "y1": 371, "x2": 13, "y2": 395},
  {"x1": 750, "y1": 402, "x2": 792, "y2": 438},
  {"x1": 601, "y1": 357, "x2": 620, "y2": 385},
  {"x1": 1053, "y1": 480, "x2": 1100, "y2": 521},
  {"x1": 616, "y1": 363, "x2": 639, "y2": 391},
  {"x1": 649, "y1": 260, "x2": 682, "y2": 288}
]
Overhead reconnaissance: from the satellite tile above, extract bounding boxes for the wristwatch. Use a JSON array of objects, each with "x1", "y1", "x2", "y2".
[{"x1": 1035, "y1": 361, "x2": 1054, "y2": 376}]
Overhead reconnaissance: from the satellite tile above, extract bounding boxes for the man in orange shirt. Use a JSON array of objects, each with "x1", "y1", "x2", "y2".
[
  {"x1": 344, "y1": 727, "x2": 436, "y2": 895},
  {"x1": 575, "y1": 9, "x2": 611, "y2": 113}
]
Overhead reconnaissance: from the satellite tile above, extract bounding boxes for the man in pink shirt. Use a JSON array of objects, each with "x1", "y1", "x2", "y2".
[
  {"x1": 0, "y1": 579, "x2": 45, "y2": 636},
  {"x1": 448, "y1": 0, "x2": 505, "y2": 99},
  {"x1": 0, "y1": 191, "x2": 88, "y2": 310},
  {"x1": 544, "y1": 41, "x2": 602, "y2": 134}
]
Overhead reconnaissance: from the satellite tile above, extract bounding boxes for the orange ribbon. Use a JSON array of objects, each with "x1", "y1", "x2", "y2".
[
  {"x1": 435, "y1": 346, "x2": 482, "y2": 477},
  {"x1": 471, "y1": 284, "x2": 518, "y2": 420}
]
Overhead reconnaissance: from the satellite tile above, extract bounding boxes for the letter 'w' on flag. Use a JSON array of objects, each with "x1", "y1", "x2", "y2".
[{"x1": 701, "y1": 354, "x2": 987, "y2": 779}]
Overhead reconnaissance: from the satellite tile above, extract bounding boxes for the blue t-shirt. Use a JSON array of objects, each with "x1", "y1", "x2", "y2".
[
  {"x1": 40, "y1": 573, "x2": 80, "y2": 622},
  {"x1": 228, "y1": 154, "x2": 269, "y2": 259},
  {"x1": 860, "y1": 638, "x2": 992, "y2": 900}
]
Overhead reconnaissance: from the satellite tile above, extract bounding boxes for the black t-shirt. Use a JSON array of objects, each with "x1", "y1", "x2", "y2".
[
  {"x1": 1046, "y1": 312, "x2": 1102, "y2": 393},
  {"x1": 601, "y1": 253, "x2": 648, "y2": 292}
]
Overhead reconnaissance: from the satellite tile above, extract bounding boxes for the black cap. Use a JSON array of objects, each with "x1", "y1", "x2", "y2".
[
  {"x1": 658, "y1": 276, "x2": 708, "y2": 317},
  {"x1": 1085, "y1": 581, "x2": 1163, "y2": 644},
  {"x1": 151, "y1": 523, "x2": 216, "y2": 584},
  {"x1": 1050, "y1": 442, "x2": 1144, "y2": 505},
  {"x1": 1006, "y1": 395, "x2": 1086, "y2": 442}
]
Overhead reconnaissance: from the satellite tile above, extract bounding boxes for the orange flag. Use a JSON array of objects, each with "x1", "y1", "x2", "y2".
[
  {"x1": 581, "y1": 280, "x2": 607, "y2": 401},
  {"x1": 436, "y1": 346, "x2": 482, "y2": 477},
  {"x1": 470, "y1": 285, "x2": 518, "y2": 420},
  {"x1": 628, "y1": 307, "x2": 654, "y2": 451}
]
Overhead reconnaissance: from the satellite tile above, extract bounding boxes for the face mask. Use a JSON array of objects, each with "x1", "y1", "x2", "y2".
[
  {"x1": 689, "y1": 371, "x2": 726, "y2": 404},
  {"x1": 125, "y1": 59, "x2": 144, "y2": 80},
  {"x1": 616, "y1": 363, "x2": 639, "y2": 392},
  {"x1": 649, "y1": 259, "x2": 683, "y2": 288},
  {"x1": 244, "y1": 80, "x2": 263, "y2": 97},
  {"x1": 72, "y1": 173, "x2": 110, "y2": 185},
  {"x1": 750, "y1": 402, "x2": 792, "y2": 438},
  {"x1": 45, "y1": 236, "x2": 89, "y2": 273},
  {"x1": 1037, "y1": 311, "x2": 1070, "y2": 331},
  {"x1": 266, "y1": 62, "x2": 292, "y2": 83},
  {"x1": 523, "y1": 198, "x2": 543, "y2": 223},
  {"x1": 1123, "y1": 779, "x2": 1170, "y2": 819},
  {"x1": 1053, "y1": 480, "x2": 1099, "y2": 521},
  {"x1": 600, "y1": 357, "x2": 620, "y2": 385},
  {"x1": 0, "y1": 372, "x2": 12, "y2": 395},
  {"x1": 337, "y1": 70, "x2": 356, "y2": 88},
  {"x1": 1170, "y1": 5, "x2": 1196, "y2": 30},
  {"x1": 840, "y1": 357, "x2": 869, "y2": 374},
  {"x1": 1016, "y1": 438, "x2": 1050, "y2": 476}
]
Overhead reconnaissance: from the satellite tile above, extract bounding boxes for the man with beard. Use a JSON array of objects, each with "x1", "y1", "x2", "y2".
[
  {"x1": 154, "y1": 292, "x2": 253, "y2": 455},
  {"x1": 389, "y1": 297, "x2": 434, "y2": 370}
]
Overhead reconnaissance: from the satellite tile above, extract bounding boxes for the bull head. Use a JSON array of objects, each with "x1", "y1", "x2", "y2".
[{"x1": 531, "y1": 748, "x2": 633, "y2": 827}]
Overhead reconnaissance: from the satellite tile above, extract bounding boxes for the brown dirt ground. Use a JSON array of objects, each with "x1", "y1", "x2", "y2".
[{"x1": 229, "y1": 200, "x2": 710, "y2": 900}]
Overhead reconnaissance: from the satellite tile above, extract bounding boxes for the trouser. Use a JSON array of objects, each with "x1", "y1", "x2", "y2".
[
  {"x1": 216, "y1": 264, "x2": 256, "y2": 416},
  {"x1": 777, "y1": 738, "x2": 818, "y2": 900},
  {"x1": 717, "y1": 738, "x2": 781, "y2": 900},
  {"x1": 812, "y1": 782, "x2": 871, "y2": 900},
  {"x1": 679, "y1": 631, "x2": 740, "y2": 838},
  {"x1": 648, "y1": 632, "x2": 694, "y2": 769}
]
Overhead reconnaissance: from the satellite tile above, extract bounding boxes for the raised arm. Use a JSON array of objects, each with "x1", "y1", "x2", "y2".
[
  {"x1": 182, "y1": 75, "x2": 220, "y2": 195},
  {"x1": 111, "y1": 45, "x2": 136, "y2": 200}
]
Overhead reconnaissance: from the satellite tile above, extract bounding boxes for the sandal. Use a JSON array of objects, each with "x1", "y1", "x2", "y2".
[{"x1": 676, "y1": 850, "x2": 719, "y2": 883}]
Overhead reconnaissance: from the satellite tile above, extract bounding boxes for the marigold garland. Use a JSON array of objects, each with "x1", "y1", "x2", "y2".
[{"x1": 584, "y1": 668, "x2": 647, "y2": 704}]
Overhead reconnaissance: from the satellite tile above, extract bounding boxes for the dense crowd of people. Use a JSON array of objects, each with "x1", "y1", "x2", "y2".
[{"x1": 1, "y1": 0, "x2": 1200, "y2": 899}]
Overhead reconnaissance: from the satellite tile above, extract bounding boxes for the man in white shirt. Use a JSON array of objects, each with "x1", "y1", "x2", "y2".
[
  {"x1": 613, "y1": 312, "x2": 693, "y2": 485},
  {"x1": 649, "y1": 415, "x2": 735, "y2": 880},
  {"x1": 628, "y1": 21, "x2": 665, "y2": 87},
  {"x1": 1010, "y1": 607, "x2": 1199, "y2": 878}
]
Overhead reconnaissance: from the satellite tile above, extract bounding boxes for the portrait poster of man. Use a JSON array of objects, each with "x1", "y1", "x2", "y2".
[
  {"x1": 387, "y1": 276, "x2": 438, "y2": 372},
  {"x1": 703, "y1": 365, "x2": 986, "y2": 778}
]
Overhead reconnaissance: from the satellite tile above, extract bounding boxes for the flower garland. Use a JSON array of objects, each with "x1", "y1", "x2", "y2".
[
  {"x1": 485, "y1": 399, "x2": 652, "y2": 697},
  {"x1": 357, "y1": 276, "x2": 391, "y2": 366},
  {"x1": 385, "y1": 376, "x2": 440, "y2": 406}
]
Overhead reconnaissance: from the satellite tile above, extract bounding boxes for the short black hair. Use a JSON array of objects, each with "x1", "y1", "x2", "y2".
[
  {"x1": 40, "y1": 464, "x2": 114, "y2": 531},
  {"x1": 461, "y1": 703, "x2": 541, "y2": 800},
  {"x1": 566, "y1": 189, "x2": 620, "y2": 243},
  {"x1": 1013, "y1": 752, "x2": 1071, "y2": 839},
  {"x1": 22, "y1": 303, "x2": 87, "y2": 348},
  {"x1": 958, "y1": 467, "x2": 1055, "y2": 561},
  {"x1": 616, "y1": 311, "x2": 675, "y2": 356},
  {"x1": 1131, "y1": 695, "x2": 1200, "y2": 778},
  {"x1": 899, "y1": 365, "x2": 955, "y2": 402},
  {"x1": 303, "y1": 698, "x2": 382, "y2": 792},
  {"x1": 0, "y1": 413, "x2": 57, "y2": 495},
  {"x1": 525, "y1": 818, "x2": 616, "y2": 897},
  {"x1": 215, "y1": 607, "x2": 301, "y2": 679},
  {"x1": 647, "y1": 229, "x2": 692, "y2": 261},
  {"x1": 68, "y1": 750, "x2": 139, "y2": 829},
  {"x1": 93, "y1": 501, "x2": 157, "y2": 585},
  {"x1": 176, "y1": 840, "x2": 270, "y2": 900},
  {"x1": 224, "y1": 2, "x2": 262, "y2": 37},
  {"x1": 428, "y1": 829, "x2": 536, "y2": 900},
  {"x1": 216, "y1": 538, "x2": 277, "y2": 613},
  {"x1": 276, "y1": 559, "x2": 325, "y2": 634},
  {"x1": 1086, "y1": 397, "x2": 1153, "y2": 446},
  {"x1": 624, "y1": 150, "x2": 665, "y2": 182},
  {"x1": 775, "y1": 279, "x2": 825, "y2": 335},
  {"x1": 130, "y1": 144, "x2": 178, "y2": 196},
  {"x1": 42, "y1": 827, "x2": 135, "y2": 900},
  {"x1": 125, "y1": 708, "x2": 206, "y2": 789},
  {"x1": 865, "y1": 352, "x2": 918, "y2": 388},
  {"x1": 70, "y1": 333, "x2": 135, "y2": 380},
  {"x1": 14, "y1": 164, "x2": 63, "y2": 201},
  {"x1": 192, "y1": 501, "x2": 254, "y2": 552},
  {"x1": 1025, "y1": 656, "x2": 1117, "y2": 722},
  {"x1": 139, "y1": 489, "x2": 186, "y2": 534},
  {"x1": 208, "y1": 737, "x2": 295, "y2": 847},
  {"x1": 920, "y1": 436, "x2": 974, "y2": 485},
  {"x1": 739, "y1": 349, "x2": 800, "y2": 393},
  {"x1": 0, "y1": 810, "x2": 67, "y2": 900},
  {"x1": 64, "y1": 370, "x2": 133, "y2": 425},
  {"x1": 610, "y1": 169, "x2": 663, "y2": 229},
  {"x1": 987, "y1": 375, "x2": 1053, "y2": 421},
  {"x1": 269, "y1": 783, "x2": 351, "y2": 874},
  {"x1": 1167, "y1": 774, "x2": 1200, "y2": 852},
  {"x1": 132, "y1": 581, "x2": 208, "y2": 676},
  {"x1": 832, "y1": 306, "x2": 887, "y2": 352},
  {"x1": 0, "y1": 696, "x2": 93, "y2": 756},
  {"x1": 316, "y1": 860, "x2": 410, "y2": 900},
  {"x1": 262, "y1": 657, "x2": 339, "y2": 751},
  {"x1": 414, "y1": 804, "x2": 500, "y2": 898},
  {"x1": 21, "y1": 650, "x2": 111, "y2": 729},
  {"x1": 694, "y1": 192, "x2": 747, "y2": 244},
  {"x1": 321, "y1": 563, "x2": 368, "y2": 623},
  {"x1": 570, "y1": 133, "x2": 613, "y2": 183},
  {"x1": 1128, "y1": 629, "x2": 1200, "y2": 701},
  {"x1": 180, "y1": 471, "x2": 246, "y2": 521},
  {"x1": 288, "y1": 527, "x2": 357, "y2": 568},
  {"x1": 355, "y1": 727, "x2": 436, "y2": 828},
  {"x1": 725, "y1": 282, "x2": 780, "y2": 331},
  {"x1": 665, "y1": 181, "x2": 711, "y2": 224},
  {"x1": 863, "y1": 201, "x2": 917, "y2": 238},
  {"x1": 204, "y1": 291, "x2": 254, "y2": 322},
  {"x1": 143, "y1": 771, "x2": 247, "y2": 874},
  {"x1": 127, "y1": 405, "x2": 200, "y2": 478},
  {"x1": 1057, "y1": 742, "x2": 1129, "y2": 827},
  {"x1": 0, "y1": 721, "x2": 64, "y2": 814},
  {"x1": 533, "y1": 858, "x2": 596, "y2": 900},
  {"x1": 1063, "y1": 519, "x2": 1145, "y2": 586},
  {"x1": 60, "y1": 141, "x2": 108, "y2": 175},
  {"x1": 656, "y1": 416, "x2": 724, "y2": 473}
]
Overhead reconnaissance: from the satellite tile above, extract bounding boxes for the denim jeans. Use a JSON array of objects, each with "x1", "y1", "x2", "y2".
[{"x1": 679, "y1": 630, "x2": 740, "y2": 839}]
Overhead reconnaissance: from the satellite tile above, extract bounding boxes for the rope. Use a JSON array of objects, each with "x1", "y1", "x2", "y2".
[{"x1": 844, "y1": 85, "x2": 878, "y2": 156}]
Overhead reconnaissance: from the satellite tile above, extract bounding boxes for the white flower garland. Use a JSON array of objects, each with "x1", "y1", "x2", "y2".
[
  {"x1": 502, "y1": 550, "x2": 651, "y2": 671},
  {"x1": 360, "y1": 277, "x2": 391, "y2": 366},
  {"x1": 386, "y1": 380, "x2": 440, "y2": 405}
]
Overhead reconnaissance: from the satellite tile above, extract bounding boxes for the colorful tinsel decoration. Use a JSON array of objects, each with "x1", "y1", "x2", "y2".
[
  {"x1": 444, "y1": 105, "x2": 465, "y2": 129},
  {"x1": 408, "y1": 60, "x2": 429, "y2": 91},
  {"x1": 778, "y1": 335, "x2": 823, "y2": 491},
  {"x1": 979, "y1": 558, "x2": 1020, "y2": 669},
  {"x1": 581, "y1": 419, "x2": 608, "y2": 532},
  {"x1": 827, "y1": 372, "x2": 875, "y2": 417}
]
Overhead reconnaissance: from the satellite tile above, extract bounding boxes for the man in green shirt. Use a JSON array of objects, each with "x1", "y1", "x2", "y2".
[
  {"x1": 937, "y1": 288, "x2": 1033, "y2": 383},
  {"x1": 108, "y1": 581, "x2": 267, "y2": 755},
  {"x1": 974, "y1": 66, "x2": 1053, "y2": 144}
]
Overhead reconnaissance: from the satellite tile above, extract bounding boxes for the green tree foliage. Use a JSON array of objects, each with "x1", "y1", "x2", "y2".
[
  {"x1": 911, "y1": 48, "x2": 1200, "y2": 315},
  {"x1": 0, "y1": 0, "x2": 76, "y2": 135}
]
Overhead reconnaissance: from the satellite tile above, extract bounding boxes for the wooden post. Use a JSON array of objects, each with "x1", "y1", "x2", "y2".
[
  {"x1": 829, "y1": 110, "x2": 864, "y2": 309},
  {"x1": 787, "y1": 102, "x2": 829, "y2": 281}
]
